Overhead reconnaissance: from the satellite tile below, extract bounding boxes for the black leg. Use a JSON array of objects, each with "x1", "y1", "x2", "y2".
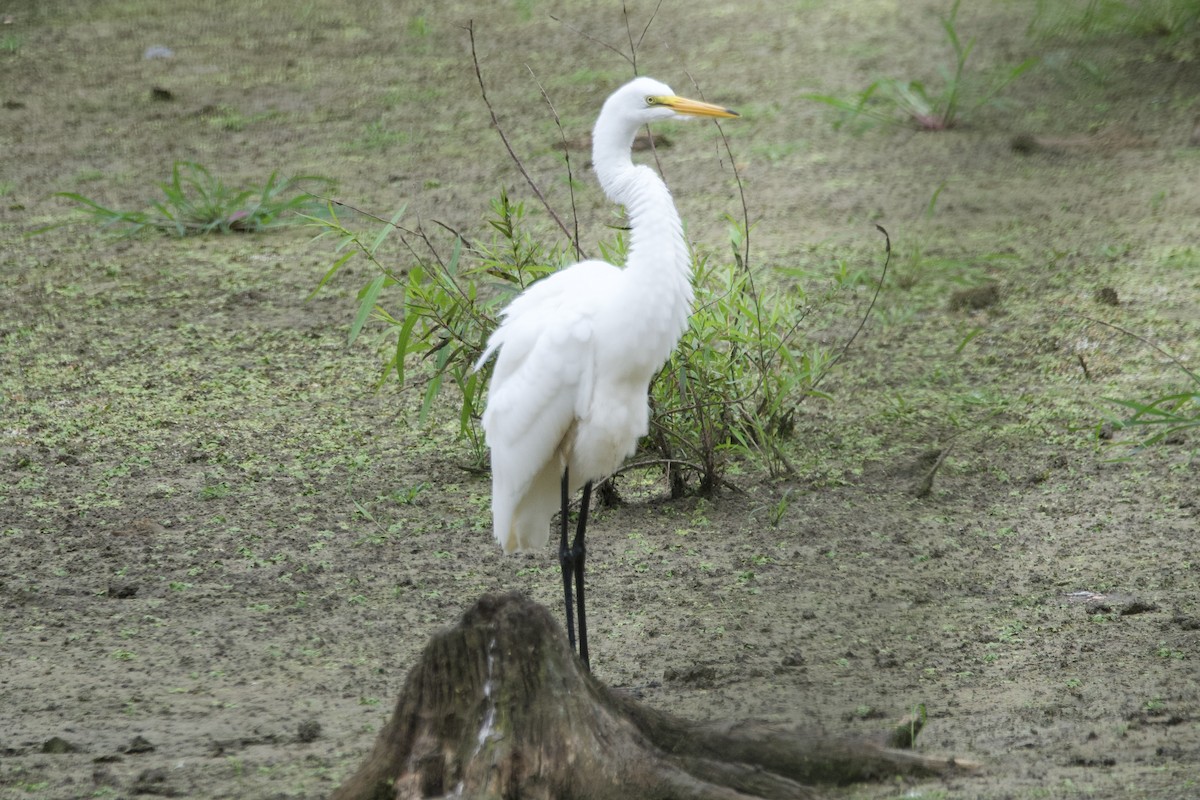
[
  {"x1": 574, "y1": 480, "x2": 592, "y2": 671},
  {"x1": 559, "y1": 469, "x2": 577, "y2": 654}
]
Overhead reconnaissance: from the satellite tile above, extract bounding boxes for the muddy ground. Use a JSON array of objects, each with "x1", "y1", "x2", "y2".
[{"x1": 2, "y1": 1, "x2": 1198, "y2": 798}]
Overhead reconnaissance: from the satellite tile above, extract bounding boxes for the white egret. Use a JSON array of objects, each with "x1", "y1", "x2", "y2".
[{"x1": 474, "y1": 77, "x2": 739, "y2": 669}]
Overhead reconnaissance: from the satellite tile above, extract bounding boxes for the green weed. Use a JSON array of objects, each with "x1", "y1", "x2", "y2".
[
  {"x1": 348, "y1": 120, "x2": 410, "y2": 151},
  {"x1": 389, "y1": 482, "x2": 428, "y2": 505},
  {"x1": 1090, "y1": 317, "x2": 1199, "y2": 460},
  {"x1": 752, "y1": 489, "x2": 794, "y2": 527},
  {"x1": 408, "y1": 15, "x2": 429, "y2": 37},
  {"x1": 1154, "y1": 643, "x2": 1185, "y2": 659},
  {"x1": 56, "y1": 161, "x2": 332, "y2": 237},
  {"x1": 201, "y1": 481, "x2": 231, "y2": 500},
  {"x1": 1107, "y1": 388, "x2": 1198, "y2": 456},
  {"x1": 805, "y1": 1, "x2": 1037, "y2": 131}
]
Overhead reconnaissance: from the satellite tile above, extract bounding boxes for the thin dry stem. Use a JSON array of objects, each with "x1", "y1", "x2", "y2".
[
  {"x1": 465, "y1": 20, "x2": 578, "y2": 246},
  {"x1": 525, "y1": 64, "x2": 584, "y2": 260},
  {"x1": 813, "y1": 224, "x2": 892, "y2": 391}
]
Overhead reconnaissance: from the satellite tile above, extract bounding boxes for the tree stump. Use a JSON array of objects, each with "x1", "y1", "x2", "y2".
[{"x1": 333, "y1": 592, "x2": 976, "y2": 800}]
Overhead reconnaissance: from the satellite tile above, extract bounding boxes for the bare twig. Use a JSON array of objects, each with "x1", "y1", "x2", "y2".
[
  {"x1": 685, "y1": 70, "x2": 750, "y2": 274},
  {"x1": 1077, "y1": 353, "x2": 1092, "y2": 381},
  {"x1": 1077, "y1": 314, "x2": 1198, "y2": 383},
  {"x1": 683, "y1": 70, "x2": 766, "y2": 396},
  {"x1": 621, "y1": 0, "x2": 665, "y2": 75},
  {"x1": 309, "y1": 194, "x2": 396, "y2": 228},
  {"x1": 623, "y1": 4, "x2": 640, "y2": 74},
  {"x1": 429, "y1": 218, "x2": 476, "y2": 252},
  {"x1": 525, "y1": 65, "x2": 584, "y2": 260},
  {"x1": 912, "y1": 446, "x2": 952, "y2": 499},
  {"x1": 313, "y1": 194, "x2": 496, "y2": 341},
  {"x1": 612, "y1": 457, "x2": 744, "y2": 493},
  {"x1": 813, "y1": 225, "x2": 892, "y2": 391},
  {"x1": 465, "y1": 21, "x2": 578, "y2": 246},
  {"x1": 548, "y1": 14, "x2": 631, "y2": 65},
  {"x1": 633, "y1": 0, "x2": 664, "y2": 58}
]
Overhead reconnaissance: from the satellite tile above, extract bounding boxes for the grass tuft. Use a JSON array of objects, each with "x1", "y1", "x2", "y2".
[{"x1": 55, "y1": 161, "x2": 333, "y2": 237}]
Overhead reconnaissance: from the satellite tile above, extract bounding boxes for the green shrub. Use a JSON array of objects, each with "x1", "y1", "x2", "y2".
[{"x1": 309, "y1": 197, "x2": 859, "y2": 494}]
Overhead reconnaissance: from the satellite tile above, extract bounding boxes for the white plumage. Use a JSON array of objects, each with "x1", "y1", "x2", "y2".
[{"x1": 476, "y1": 77, "x2": 737, "y2": 553}]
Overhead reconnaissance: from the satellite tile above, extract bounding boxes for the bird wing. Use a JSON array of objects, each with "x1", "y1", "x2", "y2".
[{"x1": 477, "y1": 260, "x2": 619, "y2": 552}]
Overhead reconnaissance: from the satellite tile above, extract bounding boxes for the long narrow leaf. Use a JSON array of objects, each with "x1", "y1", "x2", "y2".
[
  {"x1": 307, "y1": 251, "x2": 355, "y2": 301},
  {"x1": 392, "y1": 308, "x2": 421, "y2": 386},
  {"x1": 458, "y1": 369, "x2": 479, "y2": 434},
  {"x1": 368, "y1": 204, "x2": 407, "y2": 256},
  {"x1": 419, "y1": 373, "x2": 443, "y2": 425},
  {"x1": 349, "y1": 273, "x2": 386, "y2": 345}
]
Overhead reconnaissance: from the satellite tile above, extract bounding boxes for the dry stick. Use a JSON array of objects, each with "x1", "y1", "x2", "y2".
[
  {"x1": 428, "y1": 218, "x2": 476, "y2": 252},
  {"x1": 912, "y1": 445, "x2": 952, "y2": 499},
  {"x1": 549, "y1": 14, "x2": 633, "y2": 66},
  {"x1": 465, "y1": 20, "x2": 578, "y2": 248},
  {"x1": 1077, "y1": 353, "x2": 1092, "y2": 381},
  {"x1": 311, "y1": 196, "x2": 450, "y2": 276},
  {"x1": 314, "y1": 195, "x2": 430, "y2": 273},
  {"x1": 683, "y1": 70, "x2": 769, "y2": 420},
  {"x1": 1078, "y1": 313, "x2": 1199, "y2": 383},
  {"x1": 623, "y1": 0, "x2": 665, "y2": 75},
  {"x1": 632, "y1": 0, "x2": 664, "y2": 59},
  {"x1": 623, "y1": 4, "x2": 640, "y2": 75},
  {"x1": 685, "y1": 71, "x2": 751, "y2": 273},
  {"x1": 312, "y1": 195, "x2": 400, "y2": 229},
  {"x1": 525, "y1": 65, "x2": 584, "y2": 261},
  {"x1": 812, "y1": 224, "x2": 892, "y2": 393}
]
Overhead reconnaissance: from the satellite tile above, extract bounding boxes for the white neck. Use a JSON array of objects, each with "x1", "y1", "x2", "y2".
[{"x1": 591, "y1": 115, "x2": 694, "y2": 345}]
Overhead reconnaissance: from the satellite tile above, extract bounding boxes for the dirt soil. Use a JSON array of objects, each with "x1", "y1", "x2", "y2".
[{"x1": 2, "y1": 1, "x2": 1198, "y2": 798}]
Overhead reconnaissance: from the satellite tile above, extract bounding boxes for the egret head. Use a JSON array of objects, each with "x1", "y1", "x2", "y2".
[{"x1": 605, "y1": 77, "x2": 739, "y2": 127}]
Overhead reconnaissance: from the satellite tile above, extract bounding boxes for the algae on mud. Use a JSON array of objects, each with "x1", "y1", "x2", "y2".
[{"x1": 2, "y1": 1, "x2": 1198, "y2": 799}]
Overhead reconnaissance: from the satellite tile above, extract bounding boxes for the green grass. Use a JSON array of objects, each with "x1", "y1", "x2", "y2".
[
  {"x1": 55, "y1": 161, "x2": 333, "y2": 237},
  {"x1": 1084, "y1": 316, "x2": 1200, "y2": 460},
  {"x1": 205, "y1": 105, "x2": 280, "y2": 132},
  {"x1": 805, "y1": 0, "x2": 1037, "y2": 131},
  {"x1": 1033, "y1": 0, "x2": 1200, "y2": 40}
]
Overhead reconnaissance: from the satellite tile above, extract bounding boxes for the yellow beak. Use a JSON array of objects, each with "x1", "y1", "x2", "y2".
[{"x1": 657, "y1": 95, "x2": 740, "y2": 119}]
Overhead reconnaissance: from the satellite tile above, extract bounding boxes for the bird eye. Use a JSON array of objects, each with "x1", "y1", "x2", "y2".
[{"x1": 645, "y1": 96, "x2": 658, "y2": 106}]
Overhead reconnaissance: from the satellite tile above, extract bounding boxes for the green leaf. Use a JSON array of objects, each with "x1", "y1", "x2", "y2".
[
  {"x1": 308, "y1": 250, "x2": 355, "y2": 301},
  {"x1": 459, "y1": 370, "x2": 479, "y2": 434},
  {"x1": 419, "y1": 373, "x2": 443, "y2": 425},
  {"x1": 349, "y1": 273, "x2": 386, "y2": 345},
  {"x1": 368, "y1": 204, "x2": 407, "y2": 256},
  {"x1": 392, "y1": 309, "x2": 421, "y2": 386}
]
